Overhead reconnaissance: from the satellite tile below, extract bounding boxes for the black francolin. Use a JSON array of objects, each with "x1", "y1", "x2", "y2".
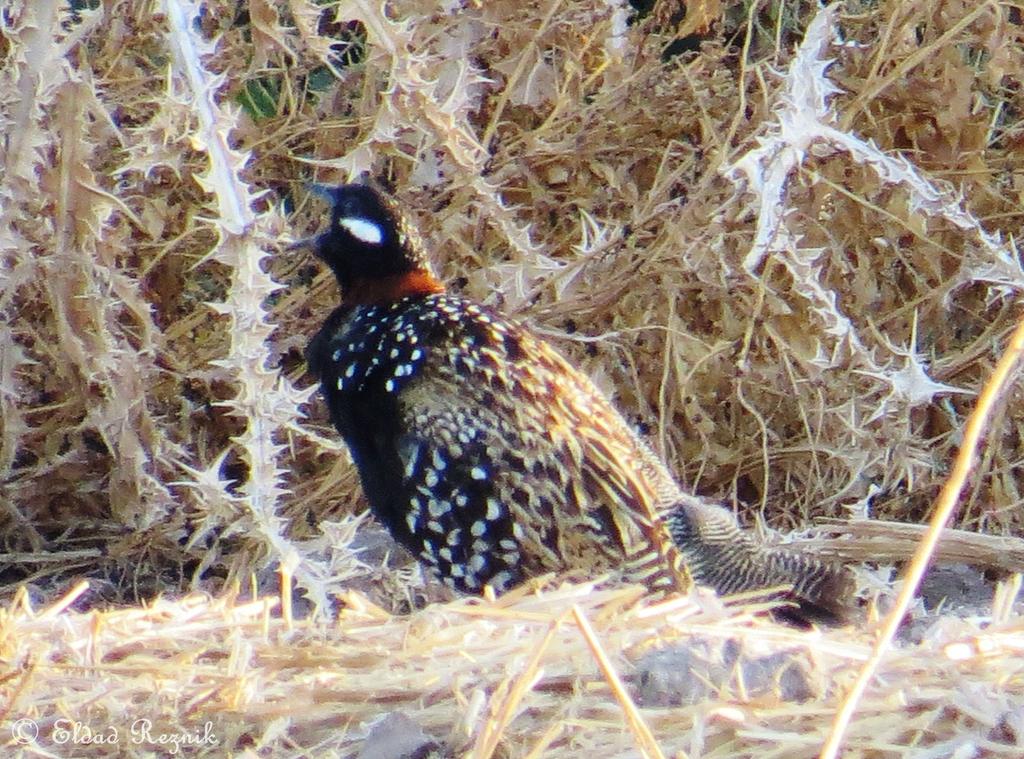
[{"x1": 304, "y1": 184, "x2": 852, "y2": 623}]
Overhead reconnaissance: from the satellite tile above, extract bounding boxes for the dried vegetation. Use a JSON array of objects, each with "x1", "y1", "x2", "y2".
[{"x1": 1, "y1": 0, "x2": 1024, "y2": 756}]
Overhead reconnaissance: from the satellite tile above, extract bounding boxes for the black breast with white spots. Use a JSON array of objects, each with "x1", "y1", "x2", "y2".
[
  {"x1": 326, "y1": 301, "x2": 431, "y2": 397},
  {"x1": 308, "y1": 293, "x2": 530, "y2": 593},
  {"x1": 395, "y1": 418, "x2": 524, "y2": 593}
]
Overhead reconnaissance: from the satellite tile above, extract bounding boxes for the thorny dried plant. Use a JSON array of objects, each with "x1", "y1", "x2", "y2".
[{"x1": 1, "y1": 0, "x2": 1023, "y2": 615}]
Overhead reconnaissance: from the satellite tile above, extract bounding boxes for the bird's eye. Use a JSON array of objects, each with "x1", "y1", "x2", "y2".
[{"x1": 338, "y1": 217, "x2": 384, "y2": 245}]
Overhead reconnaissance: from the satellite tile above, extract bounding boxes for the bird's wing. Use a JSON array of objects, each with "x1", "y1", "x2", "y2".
[
  {"x1": 394, "y1": 374, "x2": 623, "y2": 587},
  {"x1": 512, "y1": 337, "x2": 695, "y2": 591}
]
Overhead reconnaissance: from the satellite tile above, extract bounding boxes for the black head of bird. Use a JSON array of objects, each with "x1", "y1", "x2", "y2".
[{"x1": 308, "y1": 184, "x2": 439, "y2": 300}]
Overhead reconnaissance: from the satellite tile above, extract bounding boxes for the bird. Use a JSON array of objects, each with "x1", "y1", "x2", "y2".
[{"x1": 303, "y1": 183, "x2": 853, "y2": 623}]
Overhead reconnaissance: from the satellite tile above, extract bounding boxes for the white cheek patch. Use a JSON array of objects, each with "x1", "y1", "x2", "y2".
[{"x1": 338, "y1": 217, "x2": 384, "y2": 245}]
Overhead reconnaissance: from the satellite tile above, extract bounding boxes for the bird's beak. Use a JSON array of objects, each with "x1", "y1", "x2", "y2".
[
  {"x1": 287, "y1": 183, "x2": 337, "y2": 253},
  {"x1": 306, "y1": 182, "x2": 337, "y2": 204},
  {"x1": 286, "y1": 235, "x2": 318, "y2": 253}
]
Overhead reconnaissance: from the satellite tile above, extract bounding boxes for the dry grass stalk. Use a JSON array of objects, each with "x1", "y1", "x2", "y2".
[
  {"x1": 0, "y1": 582, "x2": 1021, "y2": 756},
  {"x1": 469, "y1": 611, "x2": 565, "y2": 759},
  {"x1": 822, "y1": 297, "x2": 1024, "y2": 757},
  {"x1": 2, "y1": 0, "x2": 1024, "y2": 755},
  {"x1": 808, "y1": 519, "x2": 1024, "y2": 573},
  {"x1": 571, "y1": 603, "x2": 669, "y2": 759}
]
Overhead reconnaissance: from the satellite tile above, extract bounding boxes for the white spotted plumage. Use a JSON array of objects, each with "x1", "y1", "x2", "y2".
[{"x1": 307, "y1": 185, "x2": 853, "y2": 621}]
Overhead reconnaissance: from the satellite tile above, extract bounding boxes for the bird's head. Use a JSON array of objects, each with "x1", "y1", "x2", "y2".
[{"x1": 304, "y1": 184, "x2": 443, "y2": 304}]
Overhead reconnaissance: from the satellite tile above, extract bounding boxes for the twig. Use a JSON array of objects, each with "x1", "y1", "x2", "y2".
[
  {"x1": 38, "y1": 581, "x2": 90, "y2": 619},
  {"x1": 819, "y1": 312, "x2": 1024, "y2": 759},
  {"x1": 571, "y1": 604, "x2": 670, "y2": 759},
  {"x1": 471, "y1": 612, "x2": 566, "y2": 759}
]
